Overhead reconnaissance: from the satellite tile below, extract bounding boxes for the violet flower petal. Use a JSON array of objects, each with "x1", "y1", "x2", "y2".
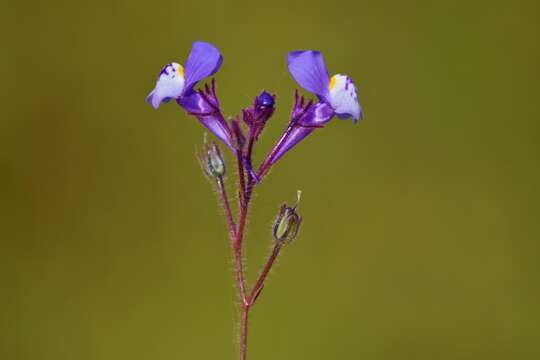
[
  {"x1": 287, "y1": 51, "x2": 330, "y2": 99},
  {"x1": 297, "y1": 102, "x2": 335, "y2": 127},
  {"x1": 183, "y1": 41, "x2": 223, "y2": 94},
  {"x1": 178, "y1": 90, "x2": 214, "y2": 114}
]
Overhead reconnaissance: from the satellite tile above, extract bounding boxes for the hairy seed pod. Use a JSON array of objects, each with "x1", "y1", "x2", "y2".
[
  {"x1": 206, "y1": 142, "x2": 225, "y2": 178},
  {"x1": 273, "y1": 191, "x2": 302, "y2": 245},
  {"x1": 197, "y1": 135, "x2": 226, "y2": 180}
]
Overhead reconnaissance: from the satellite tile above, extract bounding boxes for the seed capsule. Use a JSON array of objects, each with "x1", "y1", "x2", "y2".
[
  {"x1": 207, "y1": 142, "x2": 225, "y2": 178},
  {"x1": 273, "y1": 191, "x2": 303, "y2": 245},
  {"x1": 197, "y1": 135, "x2": 226, "y2": 179}
]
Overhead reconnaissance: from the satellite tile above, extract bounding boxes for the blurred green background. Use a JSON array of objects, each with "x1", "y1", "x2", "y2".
[{"x1": 3, "y1": 0, "x2": 540, "y2": 359}]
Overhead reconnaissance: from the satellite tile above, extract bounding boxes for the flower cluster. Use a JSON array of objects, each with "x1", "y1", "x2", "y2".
[{"x1": 146, "y1": 41, "x2": 363, "y2": 181}]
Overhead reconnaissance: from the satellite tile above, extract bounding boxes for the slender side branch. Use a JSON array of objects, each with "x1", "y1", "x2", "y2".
[
  {"x1": 248, "y1": 243, "x2": 282, "y2": 305},
  {"x1": 216, "y1": 177, "x2": 236, "y2": 240}
]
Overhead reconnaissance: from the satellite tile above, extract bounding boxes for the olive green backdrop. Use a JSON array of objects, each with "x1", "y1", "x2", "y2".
[{"x1": 3, "y1": 0, "x2": 540, "y2": 359}]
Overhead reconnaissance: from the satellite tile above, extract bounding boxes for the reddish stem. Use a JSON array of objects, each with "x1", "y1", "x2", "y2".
[
  {"x1": 236, "y1": 151, "x2": 246, "y2": 206},
  {"x1": 233, "y1": 174, "x2": 255, "y2": 306},
  {"x1": 240, "y1": 305, "x2": 249, "y2": 360},
  {"x1": 248, "y1": 243, "x2": 281, "y2": 305},
  {"x1": 216, "y1": 178, "x2": 236, "y2": 240},
  {"x1": 215, "y1": 133, "x2": 283, "y2": 360}
]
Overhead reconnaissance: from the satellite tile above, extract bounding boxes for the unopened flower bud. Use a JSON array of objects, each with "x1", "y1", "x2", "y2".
[
  {"x1": 197, "y1": 134, "x2": 226, "y2": 179},
  {"x1": 257, "y1": 91, "x2": 275, "y2": 108},
  {"x1": 273, "y1": 191, "x2": 303, "y2": 245},
  {"x1": 241, "y1": 91, "x2": 276, "y2": 145}
]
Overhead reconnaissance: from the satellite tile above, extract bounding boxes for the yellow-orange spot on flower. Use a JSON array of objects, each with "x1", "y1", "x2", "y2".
[
  {"x1": 178, "y1": 64, "x2": 185, "y2": 78},
  {"x1": 329, "y1": 75, "x2": 337, "y2": 90}
]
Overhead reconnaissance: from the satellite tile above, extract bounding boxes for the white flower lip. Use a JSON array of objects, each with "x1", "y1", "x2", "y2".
[
  {"x1": 328, "y1": 74, "x2": 362, "y2": 121},
  {"x1": 147, "y1": 63, "x2": 185, "y2": 109}
]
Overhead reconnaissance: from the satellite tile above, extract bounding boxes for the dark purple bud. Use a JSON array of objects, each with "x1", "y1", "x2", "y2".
[
  {"x1": 246, "y1": 91, "x2": 276, "y2": 124},
  {"x1": 257, "y1": 91, "x2": 275, "y2": 108},
  {"x1": 273, "y1": 191, "x2": 302, "y2": 246},
  {"x1": 242, "y1": 91, "x2": 276, "y2": 144}
]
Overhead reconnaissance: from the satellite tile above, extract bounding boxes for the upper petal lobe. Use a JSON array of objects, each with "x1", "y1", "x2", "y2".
[
  {"x1": 287, "y1": 51, "x2": 330, "y2": 99},
  {"x1": 183, "y1": 41, "x2": 223, "y2": 93}
]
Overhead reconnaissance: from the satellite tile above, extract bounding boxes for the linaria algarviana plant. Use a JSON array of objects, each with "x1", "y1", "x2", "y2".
[{"x1": 146, "y1": 41, "x2": 363, "y2": 360}]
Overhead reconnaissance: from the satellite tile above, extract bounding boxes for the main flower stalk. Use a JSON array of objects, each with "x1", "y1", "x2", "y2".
[{"x1": 213, "y1": 138, "x2": 286, "y2": 360}]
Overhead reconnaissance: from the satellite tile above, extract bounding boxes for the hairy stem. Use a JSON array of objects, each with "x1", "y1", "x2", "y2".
[
  {"x1": 218, "y1": 141, "x2": 283, "y2": 360},
  {"x1": 249, "y1": 243, "x2": 281, "y2": 305},
  {"x1": 236, "y1": 151, "x2": 246, "y2": 206},
  {"x1": 235, "y1": 174, "x2": 256, "y2": 359},
  {"x1": 234, "y1": 180, "x2": 253, "y2": 305},
  {"x1": 240, "y1": 305, "x2": 249, "y2": 360},
  {"x1": 216, "y1": 177, "x2": 236, "y2": 240}
]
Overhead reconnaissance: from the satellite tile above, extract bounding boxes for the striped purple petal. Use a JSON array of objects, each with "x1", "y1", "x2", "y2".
[
  {"x1": 287, "y1": 51, "x2": 330, "y2": 99},
  {"x1": 297, "y1": 102, "x2": 334, "y2": 127},
  {"x1": 183, "y1": 41, "x2": 223, "y2": 94}
]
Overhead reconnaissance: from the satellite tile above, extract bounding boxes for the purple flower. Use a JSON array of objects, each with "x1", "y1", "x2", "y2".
[
  {"x1": 146, "y1": 41, "x2": 223, "y2": 109},
  {"x1": 146, "y1": 41, "x2": 235, "y2": 151},
  {"x1": 287, "y1": 50, "x2": 363, "y2": 122},
  {"x1": 261, "y1": 51, "x2": 363, "y2": 169}
]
